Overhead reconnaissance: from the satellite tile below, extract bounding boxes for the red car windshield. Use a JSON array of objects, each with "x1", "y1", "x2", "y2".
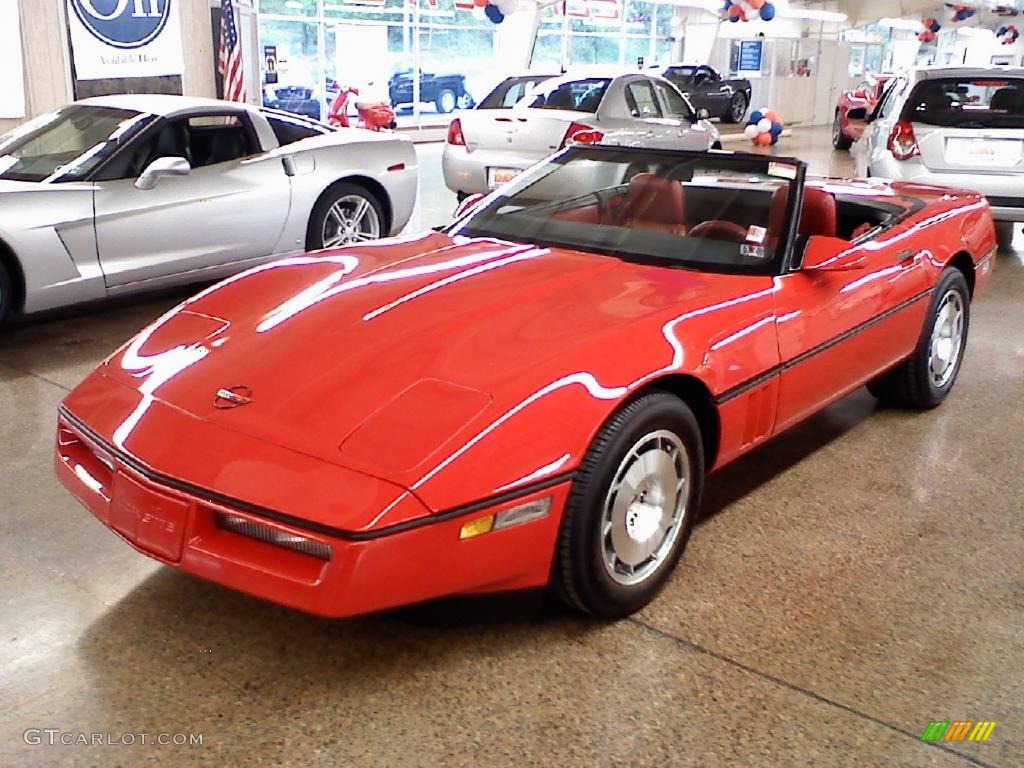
[{"x1": 450, "y1": 147, "x2": 803, "y2": 275}]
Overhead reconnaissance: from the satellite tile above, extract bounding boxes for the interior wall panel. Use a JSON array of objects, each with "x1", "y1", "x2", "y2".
[{"x1": 0, "y1": 0, "x2": 71, "y2": 136}]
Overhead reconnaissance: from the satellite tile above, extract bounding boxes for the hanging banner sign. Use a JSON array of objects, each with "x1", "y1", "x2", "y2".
[
  {"x1": 0, "y1": 0, "x2": 26, "y2": 118},
  {"x1": 66, "y1": 0, "x2": 184, "y2": 80}
]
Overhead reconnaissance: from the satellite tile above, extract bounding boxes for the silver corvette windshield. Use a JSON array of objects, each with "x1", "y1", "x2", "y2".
[
  {"x1": 450, "y1": 147, "x2": 801, "y2": 275},
  {"x1": 0, "y1": 105, "x2": 154, "y2": 183}
]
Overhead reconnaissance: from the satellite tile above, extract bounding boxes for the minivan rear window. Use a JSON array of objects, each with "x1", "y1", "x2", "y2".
[{"x1": 902, "y1": 77, "x2": 1024, "y2": 129}]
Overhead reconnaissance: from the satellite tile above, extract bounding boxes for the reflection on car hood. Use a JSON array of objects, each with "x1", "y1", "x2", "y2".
[{"x1": 98, "y1": 231, "x2": 752, "y2": 492}]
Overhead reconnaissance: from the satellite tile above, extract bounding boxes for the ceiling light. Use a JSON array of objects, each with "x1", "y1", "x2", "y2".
[{"x1": 878, "y1": 17, "x2": 925, "y2": 32}]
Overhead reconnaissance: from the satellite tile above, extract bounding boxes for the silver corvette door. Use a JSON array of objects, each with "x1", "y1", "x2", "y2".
[{"x1": 93, "y1": 114, "x2": 290, "y2": 288}]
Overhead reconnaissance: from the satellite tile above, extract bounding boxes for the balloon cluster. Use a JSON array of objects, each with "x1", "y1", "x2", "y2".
[
  {"x1": 474, "y1": 0, "x2": 516, "y2": 24},
  {"x1": 918, "y1": 17, "x2": 942, "y2": 42},
  {"x1": 720, "y1": 0, "x2": 776, "y2": 23},
  {"x1": 744, "y1": 108, "x2": 783, "y2": 146},
  {"x1": 997, "y1": 24, "x2": 1020, "y2": 44},
  {"x1": 948, "y1": 5, "x2": 976, "y2": 23}
]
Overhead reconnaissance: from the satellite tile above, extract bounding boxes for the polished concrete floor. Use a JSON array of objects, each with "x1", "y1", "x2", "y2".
[{"x1": 2, "y1": 127, "x2": 1022, "y2": 767}]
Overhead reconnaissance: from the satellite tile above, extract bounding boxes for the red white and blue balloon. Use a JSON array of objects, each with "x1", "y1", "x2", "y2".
[
  {"x1": 721, "y1": 0, "x2": 776, "y2": 23},
  {"x1": 744, "y1": 108, "x2": 783, "y2": 146},
  {"x1": 997, "y1": 24, "x2": 1020, "y2": 44},
  {"x1": 476, "y1": 0, "x2": 515, "y2": 24},
  {"x1": 918, "y1": 17, "x2": 941, "y2": 42},
  {"x1": 947, "y1": 4, "x2": 976, "y2": 23}
]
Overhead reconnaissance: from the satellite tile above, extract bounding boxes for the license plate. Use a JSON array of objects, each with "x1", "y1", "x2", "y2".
[
  {"x1": 946, "y1": 137, "x2": 1022, "y2": 167},
  {"x1": 110, "y1": 472, "x2": 189, "y2": 562},
  {"x1": 487, "y1": 167, "x2": 521, "y2": 189}
]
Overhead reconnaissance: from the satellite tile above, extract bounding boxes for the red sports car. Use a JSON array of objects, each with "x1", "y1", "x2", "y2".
[
  {"x1": 55, "y1": 147, "x2": 996, "y2": 620},
  {"x1": 833, "y1": 75, "x2": 892, "y2": 150}
]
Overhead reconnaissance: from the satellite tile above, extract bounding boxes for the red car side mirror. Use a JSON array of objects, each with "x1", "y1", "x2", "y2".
[{"x1": 801, "y1": 235, "x2": 867, "y2": 272}]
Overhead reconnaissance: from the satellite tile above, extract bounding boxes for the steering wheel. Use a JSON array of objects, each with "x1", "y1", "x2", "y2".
[{"x1": 688, "y1": 220, "x2": 749, "y2": 243}]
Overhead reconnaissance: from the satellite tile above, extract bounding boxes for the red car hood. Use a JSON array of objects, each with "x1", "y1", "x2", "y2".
[{"x1": 96, "y1": 231, "x2": 753, "y2": 503}]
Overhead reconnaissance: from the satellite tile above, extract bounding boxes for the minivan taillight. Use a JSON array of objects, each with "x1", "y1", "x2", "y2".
[
  {"x1": 560, "y1": 121, "x2": 603, "y2": 148},
  {"x1": 887, "y1": 120, "x2": 919, "y2": 161},
  {"x1": 447, "y1": 118, "x2": 466, "y2": 146}
]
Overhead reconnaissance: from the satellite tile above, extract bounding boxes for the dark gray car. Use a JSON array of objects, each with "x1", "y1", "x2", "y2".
[{"x1": 652, "y1": 64, "x2": 751, "y2": 124}]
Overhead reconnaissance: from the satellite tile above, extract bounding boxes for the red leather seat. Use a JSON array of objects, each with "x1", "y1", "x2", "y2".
[
  {"x1": 766, "y1": 185, "x2": 838, "y2": 248},
  {"x1": 612, "y1": 173, "x2": 687, "y2": 235},
  {"x1": 800, "y1": 187, "x2": 837, "y2": 238}
]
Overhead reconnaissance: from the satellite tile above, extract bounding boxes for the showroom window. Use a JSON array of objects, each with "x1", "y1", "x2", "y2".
[
  {"x1": 256, "y1": 0, "x2": 497, "y2": 127},
  {"x1": 257, "y1": 0, "x2": 676, "y2": 126},
  {"x1": 531, "y1": 0, "x2": 674, "y2": 72}
]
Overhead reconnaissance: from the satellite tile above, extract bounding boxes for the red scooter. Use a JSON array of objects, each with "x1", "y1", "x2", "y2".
[{"x1": 327, "y1": 86, "x2": 397, "y2": 131}]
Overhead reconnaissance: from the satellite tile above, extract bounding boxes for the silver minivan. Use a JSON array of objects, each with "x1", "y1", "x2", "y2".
[{"x1": 854, "y1": 65, "x2": 1024, "y2": 246}]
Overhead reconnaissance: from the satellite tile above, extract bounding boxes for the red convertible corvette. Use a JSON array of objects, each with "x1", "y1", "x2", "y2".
[{"x1": 55, "y1": 147, "x2": 996, "y2": 619}]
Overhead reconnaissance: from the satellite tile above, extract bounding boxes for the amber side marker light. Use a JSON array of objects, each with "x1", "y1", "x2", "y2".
[{"x1": 459, "y1": 497, "x2": 551, "y2": 540}]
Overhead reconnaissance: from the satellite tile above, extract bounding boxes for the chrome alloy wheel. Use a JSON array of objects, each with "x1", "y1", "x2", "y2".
[
  {"x1": 731, "y1": 95, "x2": 747, "y2": 123},
  {"x1": 929, "y1": 289, "x2": 965, "y2": 388},
  {"x1": 601, "y1": 430, "x2": 690, "y2": 587},
  {"x1": 322, "y1": 194, "x2": 381, "y2": 247},
  {"x1": 832, "y1": 113, "x2": 842, "y2": 144}
]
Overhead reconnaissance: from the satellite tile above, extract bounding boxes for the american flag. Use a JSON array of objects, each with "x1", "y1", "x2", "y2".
[{"x1": 219, "y1": 0, "x2": 245, "y2": 102}]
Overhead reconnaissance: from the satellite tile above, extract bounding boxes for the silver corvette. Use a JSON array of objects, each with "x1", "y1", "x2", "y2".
[{"x1": 0, "y1": 95, "x2": 418, "y2": 322}]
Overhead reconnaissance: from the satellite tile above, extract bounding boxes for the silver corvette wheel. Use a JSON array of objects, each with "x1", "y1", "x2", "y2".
[
  {"x1": 322, "y1": 194, "x2": 381, "y2": 247},
  {"x1": 929, "y1": 289, "x2": 965, "y2": 388},
  {"x1": 601, "y1": 430, "x2": 690, "y2": 587}
]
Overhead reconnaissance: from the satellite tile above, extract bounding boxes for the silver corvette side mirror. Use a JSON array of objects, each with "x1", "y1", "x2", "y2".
[{"x1": 135, "y1": 156, "x2": 191, "y2": 190}]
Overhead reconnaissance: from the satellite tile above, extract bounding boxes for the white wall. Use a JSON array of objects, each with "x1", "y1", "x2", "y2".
[
  {"x1": 0, "y1": 0, "x2": 72, "y2": 136},
  {"x1": 957, "y1": 29, "x2": 1024, "y2": 67}
]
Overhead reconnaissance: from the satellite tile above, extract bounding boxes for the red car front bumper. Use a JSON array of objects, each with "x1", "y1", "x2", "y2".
[{"x1": 55, "y1": 411, "x2": 568, "y2": 619}]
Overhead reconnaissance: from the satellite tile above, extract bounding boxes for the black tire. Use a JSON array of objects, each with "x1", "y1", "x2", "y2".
[
  {"x1": 723, "y1": 92, "x2": 748, "y2": 124},
  {"x1": 995, "y1": 221, "x2": 1016, "y2": 251},
  {"x1": 867, "y1": 268, "x2": 970, "y2": 409},
  {"x1": 553, "y1": 392, "x2": 704, "y2": 619},
  {"x1": 832, "y1": 111, "x2": 853, "y2": 150},
  {"x1": 0, "y1": 261, "x2": 12, "y2": 325},
  {"x1": 305, "y1": 182, "x2": 386, "y2": 251},
  {"x1": 435, "y1": 88, "x2": 457, "y2": 114}
]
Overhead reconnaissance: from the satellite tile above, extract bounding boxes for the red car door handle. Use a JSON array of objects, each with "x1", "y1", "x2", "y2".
[{"x1": 897, "y1": 249, "x2": 915, "y2": 263}]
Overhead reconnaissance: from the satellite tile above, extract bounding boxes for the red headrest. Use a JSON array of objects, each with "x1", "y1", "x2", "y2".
[
  {"x1": 800, "y1": 187, "x2": 837, "y2": 238},
  {"x1": 616, "y1": 173, "x2": 686, "y2": 229}
]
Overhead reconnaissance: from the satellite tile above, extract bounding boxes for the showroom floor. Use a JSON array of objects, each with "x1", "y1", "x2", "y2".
[{"x1": 2, "y1": 127, "x2": 1022, "y2": 768}]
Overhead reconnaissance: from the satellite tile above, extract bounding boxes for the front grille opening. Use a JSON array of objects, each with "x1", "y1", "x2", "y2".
[{"x1": 215, "y1": 512, "x2": 332, "y2": 561}]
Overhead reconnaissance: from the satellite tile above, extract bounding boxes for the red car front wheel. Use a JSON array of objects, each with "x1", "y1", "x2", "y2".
[{"x1": 553, "y1": 392, "x2": 704, "y2": 619}]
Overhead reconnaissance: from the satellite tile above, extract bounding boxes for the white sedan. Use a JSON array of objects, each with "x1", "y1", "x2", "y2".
[
  {"x1": 442, "y1": 72, "x2": 720, "y2": 199},
  {"x1": 0, "y1": 95, "x2": 418, "y2": 323}
]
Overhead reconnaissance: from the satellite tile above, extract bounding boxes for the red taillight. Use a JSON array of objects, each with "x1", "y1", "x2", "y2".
[
  {"x1": 887, "y1": 120, "x2": 919, "y2": 161},
  {"x1": 447, "y1": 118, "x2": 466, "y2": 146},
  {"x1": 560, "y1": 121, "x2": 604, "y2": 148}
]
